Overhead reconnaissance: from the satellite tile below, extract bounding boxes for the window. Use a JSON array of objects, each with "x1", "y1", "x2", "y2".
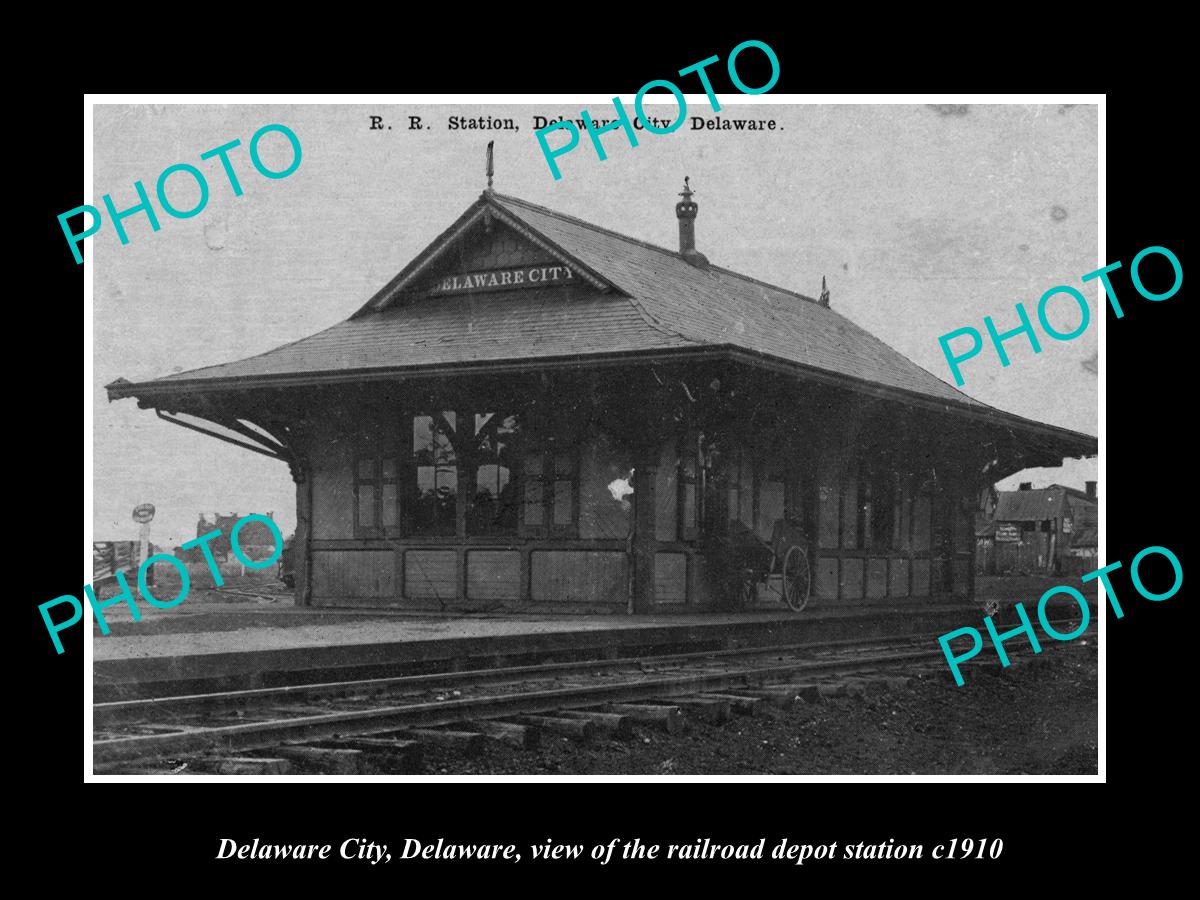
[
  {"x1": 364, "y1": 408, "x2": 582, "y2": 540},
  {"x1": 520, "y1": 447, "x2": 578, "y2": 537},
  {"x1": 678, "y1": 436, "x2": 699, "y2": 541},
  {"x1": 468, "y1": 413, "x2": 519, "y2": 536},
  {"x1": 354, "y1": 453, "x2": 399, "y2": 537},
  {"x1": 864, "y1": 466, "x2": 897, "y2": 551},
  {"x1": 757, "y1": 458, "x2": 786, "y2": 541},
  {"x1": 726, "y1": 448, "x2": 754, "y2": 526},
  {"x1": 552, "y1": 452, "x2": 575, "y2": 527},
  {"x1": 522, "y1": 453, "x2": 546, "y2": 533},
  {"x1": 411, "y1": 412, "x2": 458, "y2": 536}
]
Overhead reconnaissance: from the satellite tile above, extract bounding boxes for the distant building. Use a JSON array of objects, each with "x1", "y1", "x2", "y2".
[
  {"x1": 976, "y1": 481, "x2": 1097, "y2": 575},
  {"x1": 176, "y1": 512, "x2": 279, "y2": 565}
]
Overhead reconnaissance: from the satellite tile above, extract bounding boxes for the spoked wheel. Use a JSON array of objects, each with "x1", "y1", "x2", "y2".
[{"x1": 782, "y1": 545, "x2": 811, "y2": 613}]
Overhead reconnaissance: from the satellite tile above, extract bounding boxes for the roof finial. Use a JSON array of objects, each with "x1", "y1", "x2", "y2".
[
  {"x1": 485, "y1": 140, "x2": 494, "y2": 192},
  {"x1": 819, "y1": 275, "x2": 830, "y2": 308},
  {"x1": 679, "y1": 175, "x2": 693, "y2": 201}
]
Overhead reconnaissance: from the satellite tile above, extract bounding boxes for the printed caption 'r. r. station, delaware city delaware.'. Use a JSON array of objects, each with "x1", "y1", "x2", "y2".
[{"x1": 368, "y1": 114, "x2": 781, "y2": 134}]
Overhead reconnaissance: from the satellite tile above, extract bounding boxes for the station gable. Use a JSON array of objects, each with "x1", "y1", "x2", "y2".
[{"x1": 418, "y1": 222, "x2": 580, "y2": 297}]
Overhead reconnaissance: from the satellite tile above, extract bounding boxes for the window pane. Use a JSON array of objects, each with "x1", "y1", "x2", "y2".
[
  {"x1": 470, "y1": 462, "x2": 515, "y2": 534},
  {"x1": 841, "y1": 475, "x2": 859, "y2": 548},
  {"x1": 681, "y1": 449, "x2": 697, "y2": 480},
  {"x1": 739, "y1": 468, "x2": 755, "y2": 525},
  {"x1": 553, "y1": 480, "x2": 573, "y2": 525},
  {"x1": 682, "y1": 483, "x2": 697, "y2": 530},
  {"x1": 870, "y1": 471, "x2": 896, "y2": 550},
  {"x1": 469, "y1": 413, "x2": 519, "y2": 536},
  {"x1": 554, "y1": 453, "x2": 573, "y2": 478},
  {"x1": 523, "y1": 455, "x2": 544, "y2": 477},
  {"x1": 913, "y1": 492, "x2": 932, "y2": 551},
  {"x1": 758, "y1": 479, "x2": 785, "y2": 540},
  {"x1": 357, "y1": 458, "x2": 375, "y2": 481},
  {"x1": 381, "y1": 483, "x2": 397, "y2": 528},
  {"x1": 381, "y1": 457, "x2": 396, "y2": 480},
  {"x1": 952, "y1": 498, "x2": 971, "y2": 551},
  {"x1": 412, "y1": 414, "x2": 457, "y2": 536},
  {"x1": 818, "y1": 479, "x2": 839, "y2": 548},
  {"x1": 357, "y1": 484, "x2": 375, "y2": 528},
  {"x1": 524, "y1": 480, "x2": 544, "y2": 525}
]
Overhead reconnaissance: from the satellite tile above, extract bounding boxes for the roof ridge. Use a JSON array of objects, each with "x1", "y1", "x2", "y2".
[{"x1": 490, "y1": 192, "x2": 821, "y2": 306}]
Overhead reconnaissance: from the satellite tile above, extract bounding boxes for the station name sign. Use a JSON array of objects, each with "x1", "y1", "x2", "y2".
[{"x1": 430, "y1": 265, "x2": 575, "y2": 296}]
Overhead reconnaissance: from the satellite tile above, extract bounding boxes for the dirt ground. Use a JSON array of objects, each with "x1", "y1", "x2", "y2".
[{"x1": 419, "y1": 646, "x2": 1098, "y2": 775}]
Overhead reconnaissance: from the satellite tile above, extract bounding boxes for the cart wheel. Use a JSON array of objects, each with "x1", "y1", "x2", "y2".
[{"x1": 783, "y1": 545, "x2": 811, "y2": 613}]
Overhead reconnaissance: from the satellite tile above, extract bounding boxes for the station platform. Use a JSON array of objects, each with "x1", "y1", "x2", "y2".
[{"x1": 92, "y1": 600, "x2": 985, "y2": 700}]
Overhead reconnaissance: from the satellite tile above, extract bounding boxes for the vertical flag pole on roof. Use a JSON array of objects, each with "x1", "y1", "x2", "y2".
[{"x1": 486, "y1": 140, "x2": 494, "y2": 192}]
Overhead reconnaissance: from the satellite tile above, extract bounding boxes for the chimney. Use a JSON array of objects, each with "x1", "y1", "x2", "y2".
[
  {"x1": 676, "y1": 177, "x2": 709, "y2": 268},
  {"x1": 1019, "y1": 482, "x2": 1032, "y2": 491},
  {"x1": 1086, "y1": 480, "x2": 1096, "y2": 500}
]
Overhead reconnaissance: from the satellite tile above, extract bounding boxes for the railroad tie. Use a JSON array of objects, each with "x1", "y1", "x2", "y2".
[
  {"x1": 608, "y1": 704, "x2": 684, "y2": 734},
  {"x1": 842, "y1": 678, "x2": 888, "y2": 698},
  {"x1": 510, "y1": 715, "x2": 596, "y2": 743},
  {"x1": 558, "y1": 710, "x2": 634, "y2": 739},
  {"x1": 662, "y1": 697, "x2": 731, "y2": 724},
  {"x1": 463, "y1": 720, "x2": 540, "y2": 750},
  {"x1": 322, "y1": 738, "x2": 423, "y2": 773},
  {"x1": 393, "y1": 728, "x2": 486, "y2": 757},
  {"x1": 741, "y1": 684, "x2": 823, "y2": 706},
  {"x1": 191, "y1": 756, "x2": 294, "y2": 775},
  {"x1": 270, "y1": 744, "x2": 365, "y2": 775},
  {"x1": 695, "y1": 693, "x2": 764, "y2": 716}
]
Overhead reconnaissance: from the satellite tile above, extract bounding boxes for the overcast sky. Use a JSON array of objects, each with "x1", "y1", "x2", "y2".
[{"x1": 91, "y1": 101, "x2": 1099, "y2": 547}]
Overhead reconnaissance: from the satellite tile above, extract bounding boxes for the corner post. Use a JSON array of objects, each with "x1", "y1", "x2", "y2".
[
  {"x1": 632, "y1": 459, "x2": 659, "y2": 614},
  {"x1": 290, "y1": 457, "x2": 313, "y2": 607}
]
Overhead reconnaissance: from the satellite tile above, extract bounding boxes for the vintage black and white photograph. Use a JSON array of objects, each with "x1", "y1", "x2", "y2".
[{"x1": 89, "y1": 100, "x2": 1099, "y2": 777}]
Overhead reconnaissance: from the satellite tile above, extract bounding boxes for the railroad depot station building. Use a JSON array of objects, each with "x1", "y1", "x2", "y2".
[{"x1": 107, "y1": 181, "x2": 1097, "y2": 615}]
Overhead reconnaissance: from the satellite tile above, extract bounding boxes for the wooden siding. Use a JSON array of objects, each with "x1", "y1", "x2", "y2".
[
  {"x1": 654, "y1": 552, "x2": 687, "y2": 603},
  {"x1": 531, "y1": 551, "x2": 626, "y2": 604},
  {"x1": 311, "y1": 550, "x2": 395, "y2": 598},
  {"x1": 466, "y1": 550, "x2": 522, "y2": 600},
  {"x1": 404, "y1": 550, "x2": 457, "y2": 600}
]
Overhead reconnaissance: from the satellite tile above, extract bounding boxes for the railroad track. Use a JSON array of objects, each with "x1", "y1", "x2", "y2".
[{"x1": 93, "y1": 625, "x2": 1094, "y2": 775}]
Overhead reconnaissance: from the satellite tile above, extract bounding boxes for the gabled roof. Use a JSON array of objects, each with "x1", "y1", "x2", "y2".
[
  {"x1": 1050, "y1": 483, "x2": 1099, "y2": 505},
  {"x1": 1071, "y1": 527, "x2": 1098, "y2": 548},
  {"x1": 994, "y1": 488, "x2": 1069, "y2": 523},
  {"x1": 105, "y1": 189, "x2": 1096, "y2": 456}
]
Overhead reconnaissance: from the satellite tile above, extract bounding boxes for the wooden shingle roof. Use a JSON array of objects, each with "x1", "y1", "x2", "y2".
[{"x1": 105, "y1": 190, "x2": 1097, "y2": 457}]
